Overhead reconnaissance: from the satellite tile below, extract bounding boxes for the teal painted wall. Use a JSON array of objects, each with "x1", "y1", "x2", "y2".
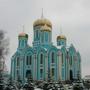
[{"x1": 11, "y1": 21, "x2": 81, "y2": 83}]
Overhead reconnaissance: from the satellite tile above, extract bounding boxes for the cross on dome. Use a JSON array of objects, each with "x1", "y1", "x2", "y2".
[
  {"x1": 60, "y1": 25, "x2": 62, "y2": 35},
  {"x1": 41, "y1": 8, "x2": 44, "y2": 18},
  {"x1": 57, "y1": 25, "x2": 66, "y2": 40},
  {"x1": 18, "y1": 25, "x2": 28, "y2": 38},
  {"x1": 23, "y1": 25, "x2": 25, "y2": 33}
]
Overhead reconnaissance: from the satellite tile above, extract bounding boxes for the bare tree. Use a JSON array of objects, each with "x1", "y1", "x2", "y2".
[{"x1": 0, "y1": 30, "x2": 9, "y2": 89}]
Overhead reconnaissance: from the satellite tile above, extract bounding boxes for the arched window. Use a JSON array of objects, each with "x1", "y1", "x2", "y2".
[
  {"x1": 51, "y1": 52, "x2": 55, "y2": 63},
  {"x1": 41, "y1": 32, "x2": 43, "y2": 43},
  {"x1": 62, "y1": 53, "x2": 63, "y2": 64},
  {"x1": 70, "y1": 56, "x2": 72, "y2": 66},
  {"x1": 26, "y1": 55, "x2": 32, "y2": 65},
  {"x1": 40, "y1": 69, "x2": 43, "y2": 79},
  {"x1": 52, "y1": 68, "x2": 55, "y2": 77},
  {"x1": 26, "y1": 70, "x2": 32, "y2": 79},
  {"x1": 40, "y1": 53, "x2": 43, "y2": 64},
  {"x1": 36, "y1": 30, "x2": 38, "y2": 39},
  {"x1": 16, "y1": 57, "x2": 20, "y2": 66},
  {"x1": 16, "y1": 70, "x2": 19, "y2": 77},
  {"x1": 45, "y1": 32, "x2": 48, "y2": 42}
]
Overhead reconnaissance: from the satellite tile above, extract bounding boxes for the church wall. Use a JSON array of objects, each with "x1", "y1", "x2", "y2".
[
  {"x1": 48, "y1": 47, "x2": 58, "y2": 81},
  {"x1": 11, "y1": 46, "x2": 81, "y2": 82},
  {"x1": 68, "y1": 46, "x2": 80, "y2": 80},
  {"x1": 35, "y1": 47, "x2": 46, "y2": 80},
  {"x1": 11, "y1": 17, "x2": 81, "y2": 83},
  {"x1": 11, "y1": 44, "x2": 81, "y2": 82},
  {"x1": 11, "y1": 57, "x2": 15, "y2": 80},
  {"x1": 24, "y1": 51, "x2": 34, "y2": 80},
  {"x1": 61, "y1": 47, "x2": 67, "y2": 81}
]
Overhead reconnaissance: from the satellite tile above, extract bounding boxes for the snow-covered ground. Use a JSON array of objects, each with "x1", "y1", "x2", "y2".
[{"x1": 34, "y1": 88, "x2": 43, "y2": 90}]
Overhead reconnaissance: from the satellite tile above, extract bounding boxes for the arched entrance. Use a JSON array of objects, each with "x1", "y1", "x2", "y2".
[
  {"x1": 26, "y1": 70, "x2": 32, "y2": 79},
  {"x1": 70, "y1": 70, "x2": 73, "y2": 81}
]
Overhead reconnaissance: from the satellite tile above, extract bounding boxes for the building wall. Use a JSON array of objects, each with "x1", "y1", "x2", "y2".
[
  {"x1": 11, "y1": 20, "x2": 81, "y2": 83},
  {"x1": 11, "y1": 45, "x2": 81, "y2": 82}
]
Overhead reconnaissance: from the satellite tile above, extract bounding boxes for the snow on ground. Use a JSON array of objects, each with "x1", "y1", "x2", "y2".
[{"x1": 34, "y1": 88, "x2": 42, "y2": 90}]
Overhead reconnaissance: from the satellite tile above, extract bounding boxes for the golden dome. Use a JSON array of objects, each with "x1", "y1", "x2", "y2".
[
  {"x1": 18, "y1": 32, "x2": 28, "y2": 38},
  {"x1": 57, "y1": 35, "x2": 66, "y2": 40},
  {"x1": 40, "y1": 24, "x2": 51, "y2": 32},
  {"x1": 33, "y1": 18, "x2": 52, "y2": 28}
]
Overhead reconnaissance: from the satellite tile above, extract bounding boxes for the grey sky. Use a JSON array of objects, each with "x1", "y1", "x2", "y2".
[{"x1": 0, "y1": 0, "x2": 90, "y2": 77}]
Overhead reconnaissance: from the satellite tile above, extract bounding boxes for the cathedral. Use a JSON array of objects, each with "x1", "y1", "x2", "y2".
[{"x1": 11, "y1": 15, "x2": 81, "y2": 83}]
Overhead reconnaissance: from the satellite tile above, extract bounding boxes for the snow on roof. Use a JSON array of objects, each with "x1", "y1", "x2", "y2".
[
  {"x1": 57, "y1": 45, "x2": 63, "y2": 49},
  {"x1": 66, "y1": 46, "x2": 70, "y2": 51},
  {"x1": 43, "y1": 47, "x2": 48, "y2": 51},
  {"x1": 84, "y1": 75, "x2": 90, "y2": 80}
]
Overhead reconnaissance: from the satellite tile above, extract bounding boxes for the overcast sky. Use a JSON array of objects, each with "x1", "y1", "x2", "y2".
[{"x1": 0, "y1": 0, "x2": 90, "y2": 77}]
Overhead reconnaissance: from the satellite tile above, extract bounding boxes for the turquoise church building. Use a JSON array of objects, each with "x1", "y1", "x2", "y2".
[{"x1": 11, "y1": 15, "x2": 81, "y2": 83}]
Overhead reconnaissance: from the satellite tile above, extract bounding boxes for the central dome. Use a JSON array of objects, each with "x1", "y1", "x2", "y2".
[
  {"x1": 40, "y1": 24, "x2": 51, "y2": 32},
  {"x1": 33, "y1": 18, "x2": 52, "y2": 28}
]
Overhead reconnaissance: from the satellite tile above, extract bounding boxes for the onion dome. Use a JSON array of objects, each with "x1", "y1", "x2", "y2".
[
  {"x1": 33, "y1": 18, "x2": 52, "y2": 28},
  {"x1": 18, "y1": 32, "x2": 28, "y2": 38},
  {"x1": 57, "y1": 35, "x2": 66, "y2": 40},
  {"x1": 40, "y1": 24, "x2": 51, "y2": 32}
]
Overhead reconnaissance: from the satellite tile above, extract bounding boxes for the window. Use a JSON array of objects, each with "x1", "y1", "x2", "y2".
[
  {"x1": 16, "y1": 57, "x2": 20, "y2": 66},
  {"x1": 26, "y1": 55, "x2": 32, "y2": 65},
  {"x1": 17, "y1": 70, "x2": 19, "y2": 75},
  {"x1": 41, "y1": 32, "x2": 44, "y2": 43},
  {"x1": 59, "y1": 42, "x2": 61, "y2": 45},
  {"x1": 70, "y1": 56, "x2": 72, "y2": 66},
  {"x1": 26, "y1": 70, "x2": 32, "y2": 78},
  {"x1": 40, "y1": 69, "x2": 43, "y2": 78},
  {"x1": 40, "y1": 53, "x2": 43, "y2": 64},
  {"x1": 62, "y1": 53, "x2": 63, "y2": 64},
  {"x1": 29, "y1": 56, "x2": 32, "y2": 65},
  {"x1": 51, "y1": 52, "x2": 55, "y2": 63},
  {"x1": 45, "y1": 33, "x2": 48, "y2": 42},
  {"x1": 36, "y1": 30, "x2": 38, "y2": 38},
  {"x1": 26, "y1": 56, "x2": 29, "y2": 65},
  {"x1": 52, "y1": 68, "x2": 54, "y2": 77},
  {"x1": 16, "y1": 70, "x2": 20, "y2": 79},
  {"x1": 21, "y1": 40, "x2": 24, "y2": 47}
]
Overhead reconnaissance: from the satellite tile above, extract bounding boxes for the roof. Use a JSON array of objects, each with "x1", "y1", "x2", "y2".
[
  {"x1": 57, "y1": 35, "x2": 66, "y2": 40},
  {"x1": 33, "y1": 18, "x2": 52, "y2": 28},
  {"x1": 18, "y1": 32, "x2": 28, "y2": 38}
]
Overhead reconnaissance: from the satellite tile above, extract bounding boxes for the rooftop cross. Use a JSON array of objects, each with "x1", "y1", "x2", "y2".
[
  {"x1": 60, "y1": 25, "x2": 62, "y2": 35},
  {"x1": 23, "y1": 25, "x2": 25, "y2": 32},
  {"x1": 41, "y1": 8, "x2": 44, "y2": 18}
]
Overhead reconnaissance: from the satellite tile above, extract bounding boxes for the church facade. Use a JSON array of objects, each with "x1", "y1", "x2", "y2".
[{"x1": 11, "y1": 16, "x2": 81, "y2": 83}]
